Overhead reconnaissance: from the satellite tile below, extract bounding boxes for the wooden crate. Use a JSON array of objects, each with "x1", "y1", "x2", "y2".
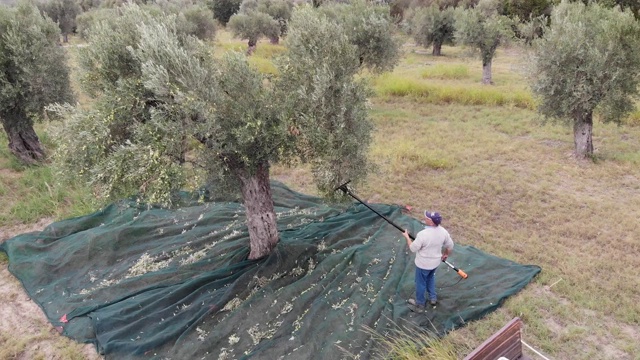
[{"x1": 463, "y1": 317, "x2": 532, "y2": 360}]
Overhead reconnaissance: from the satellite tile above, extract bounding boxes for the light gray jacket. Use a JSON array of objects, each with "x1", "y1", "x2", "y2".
[{"x1": 409, "y1": 225, "x2": 454, "y2": 270}]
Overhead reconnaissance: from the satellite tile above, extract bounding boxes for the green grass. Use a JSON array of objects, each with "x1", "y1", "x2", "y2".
[
  {"x1": 2, "y1": 29, "x2": 640, "y2": 360},
  {"x1": 0, "y1": 125, "x2": 97, "y2": 226},
  {"x1": 421, "y1": 64, "x2": 470, "y2": 80},
  {"x1": 373, "y1": 73, "x2": 535, "y2": 109},
  {"x1": 623, "y1": 109, "x2": 640, "y2": 127},
  {"x1": 2, "y1": 165, "x2": 96, "y2": 224}
]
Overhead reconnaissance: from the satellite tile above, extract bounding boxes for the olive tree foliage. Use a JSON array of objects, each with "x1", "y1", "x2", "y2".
[
  {"x1": 78, "y1": 0, "x2": 101, "y2": 12},
  {"x1": 317, "y1": 0, "x2": 401, "y2": 73},
  {"x1": 75, "y1": 7, "x2": 112, "y2": 39},
  {"x1": 100, "y1": 0, "x2": 150, "y2": 7},
  {"x1": 257, "y1": 0, "x2": 292, "y2": 39},
  {"x1": 570, "y1": 0, "x2": 639, "y2": 19},
  {"x1": 501, "y1": 0, "x2": 551, "y2": 45},
  {"x1": 405, "y1": 4, "x2": 455, "y2": 56},
  {"x1": 528, "y1": 1, "x2": 640, "y2": 158},
  {"x1": 205, "y1": 0, "x2": 242, "y2": 25},
  {"x1": 391, "y1": 0, "x2": 477, "y2": 21},
  {"x1": 76, "y1": 2, "x2": 216, "y2": 41},
  {"x1": 516, "y1": 13, "x2": 546, "y2": 45},
  {"x1": 278, "y1": 7, "x2": 375, "y2": 193},
  {"x1": 454, "y1": 0, "x2": 513, "y2": 84},
  {"x1": 180, "y1": 6, "x2": 217, "y2": 40},
  {"x1": 36, "y1": 0, "x2": 81, "y2": 43},
  {"x1": 51, "y1": 4, "x2": 397, "y2": 259},
  {"x1": 0, "y1": 3, "x2": 74, "y2": 164},
  {"x1": 501, "y1": 0, "x2": 551, "y2": 19}
]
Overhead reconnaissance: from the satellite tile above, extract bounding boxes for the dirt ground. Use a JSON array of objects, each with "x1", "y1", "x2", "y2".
[{"x1": 0, "y1": 219, "x2": 102, "y2": 360}]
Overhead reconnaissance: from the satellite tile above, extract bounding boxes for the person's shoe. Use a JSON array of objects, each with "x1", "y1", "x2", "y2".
[
  {"x1": 429, "y1": 299, "x2": 437, "y2": 306},
  {"x1": 407, "y1": 299, "x2": 425, "y2": 313}
]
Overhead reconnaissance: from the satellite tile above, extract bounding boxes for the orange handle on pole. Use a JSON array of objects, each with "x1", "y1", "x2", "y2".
[{"x1": 443, "y1": 260, "x2": 468, "y2": 279}]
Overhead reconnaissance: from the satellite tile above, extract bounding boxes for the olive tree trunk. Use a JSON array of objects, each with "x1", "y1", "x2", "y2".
[
  {"x1": 237, "y1": 162, "x2": 279, "y2": 260},
  {"x1": 247, "y1": 38, "x2": 257, "y2": 56},
  {"x1": 482, "y1": 59, "x2": 493, "y2": 84},
  {"x1": 1, "y1": 110, "x2": 45, "y2": 164},
  {"x1": 432, "y1": 42, "x2": 442, "y2": 56},
  {"x1": 573, "y1": 111, "x2": 594, "y2": 158}
]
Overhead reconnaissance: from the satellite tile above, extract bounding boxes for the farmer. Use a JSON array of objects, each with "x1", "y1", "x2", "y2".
[{"x1": 402, "y1": 211, "x2": 454, "y2": 313}]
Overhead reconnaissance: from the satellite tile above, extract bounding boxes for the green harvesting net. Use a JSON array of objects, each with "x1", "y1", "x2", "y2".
[{"x1": 0, "y1": 182, "x2": 540, "y2": 359}]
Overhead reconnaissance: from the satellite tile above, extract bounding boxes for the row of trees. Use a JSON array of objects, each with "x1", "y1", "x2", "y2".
[
  {"x1": 393, "y1": 0, "x2": 639, "y2": 21},
  {"x1": 405, "y1": 0, "x2": 640, "y2": 159},
  {"x1": 19, "y1": 0, "x2": 640, "y2": 48},
  {"x1": 1, "y1": 0, "x2": 639, "y2": 258},
  {"x1": 25, "y1": 0, "x2": 236, "y2": 43},
  {"x1": 405, "y1": 0, "x2": 640, "y2": 84},
  {"x1": 405, "y1": 0, "x2": 533, "y2": 84}
]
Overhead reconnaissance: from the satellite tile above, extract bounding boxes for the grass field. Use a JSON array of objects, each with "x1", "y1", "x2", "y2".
[{"x1": 1, "y1": 30, "x2": 640, "y2": 359}]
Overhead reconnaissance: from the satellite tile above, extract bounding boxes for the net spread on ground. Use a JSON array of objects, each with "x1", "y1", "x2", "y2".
[{"x1": 1, "y1": 182, "x2": 541, "y2": 359}]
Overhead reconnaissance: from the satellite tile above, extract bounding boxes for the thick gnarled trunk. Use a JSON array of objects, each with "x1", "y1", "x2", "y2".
[
  {"x1": 573, "y1": 111, "x2": 594, "y2": 158},
  {"x1": 1, "y1": 110, "x2": 45, "y2": 164},
  {"x1": 237, "y1": 162, "x2": 279, "y2": 259}
]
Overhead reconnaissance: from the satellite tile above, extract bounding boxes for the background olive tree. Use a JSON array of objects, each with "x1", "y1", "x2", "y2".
[
  {"x1": 569, "y1": 0, "x2": 639, "y2": 19},
  {"x1": 406, "y1": 4, "x2": 456, "y2": 56},
  {"x1": 454, "y1": 0, "x2": 513, "y2": 84},
  {"x1": 318, "y1": 0, "x2": 401, "y2": 73},
  {"x1": 52, "y1": 4, "x2": 399, "y2": 259},
  {"x1": 227, "y1": 0, "x2": 281, "y2": 54},
  {"x1": 76, "y1": 2, "x2": 216, "y2": 41},
  {"x1": 206, "y1": 0, "x2": 242, "y2": 26},
  {"x1": 37, "y1": 0, "x2": 81, "y2": 43},
  {"x1": 0, "y1": 2, "x2": 74, "y2": 164},
  {"x1": 529, "y1": 1, "x2": 640, "y2": 159}
]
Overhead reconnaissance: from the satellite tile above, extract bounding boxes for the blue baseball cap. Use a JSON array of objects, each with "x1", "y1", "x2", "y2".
[{"x1": 424, "y1": 211, "x2": 442, "y2": 225}]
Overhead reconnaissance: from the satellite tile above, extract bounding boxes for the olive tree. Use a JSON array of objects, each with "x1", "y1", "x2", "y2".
[
  {"x1": 454, "y1": 0, "x2": 513, "y2": 84},
  {"x1": 0, "y1": 3, "x2": 74, "y2": 164},
  {"x1": 407, "y1": 4, "x2": 455, "y2": 56},
  {"x1": 256, "y1": 0, "x2": 293, "y2": 42},
  {"x1": 37, "y1": 0, "x2": 81, "y2": 43},
  {"x1": 529, "y1": 1, "x2": 640, "y2": 158},
  {"x1": 569, "y1": 0, "x2": 639, "y2": 19},
  {"x1": 178, "y1": 5, "x2": 217, "y2": 40},
  {"x1": 206, "y1": 0, "x2": 242, "y2": 26},
  {"x1": 52, "y1": 4, "x2": 399, "y2": 259},
  {"x1": 318, "y1": 0, "x2": 401, "y2": 73},
  {"x1": 227, "y1": 0, "x2": 280, "y2": 54}
]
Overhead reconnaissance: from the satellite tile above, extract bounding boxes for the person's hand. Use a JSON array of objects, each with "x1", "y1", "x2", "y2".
[{"x1": 441, "y1": 254, "x2": 448, "y2": 261}]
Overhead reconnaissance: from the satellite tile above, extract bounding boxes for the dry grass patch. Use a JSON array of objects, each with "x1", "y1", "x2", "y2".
[
  {"x1": 359, "y1": 99, "x2": 640, "y2": 358},
  {"x1": 0, "y1": 264, "x2": 101, "y2": 360}
]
